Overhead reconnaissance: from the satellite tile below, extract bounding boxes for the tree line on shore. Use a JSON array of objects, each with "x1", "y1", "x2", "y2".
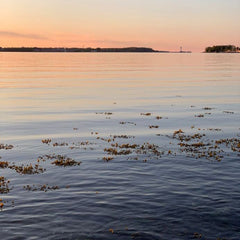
[
  {"x1": 2, "y1": 45, "x2": 238, "y2": 53},
  {"x1": 0, "y1": 47, "x2": 159, "y2": 52},
  {"x1": 205, "y1": 45, "x2": 239, "y2": 53}
]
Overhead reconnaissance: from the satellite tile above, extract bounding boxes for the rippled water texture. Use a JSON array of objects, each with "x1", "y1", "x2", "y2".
[{"x1": 0, "y1": 53, "x2": 239, "y2": 240}]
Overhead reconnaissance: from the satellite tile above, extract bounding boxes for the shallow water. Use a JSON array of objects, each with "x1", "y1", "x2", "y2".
[{"x1": 0, "y1": 53, "x2": 240, "y2": 240}]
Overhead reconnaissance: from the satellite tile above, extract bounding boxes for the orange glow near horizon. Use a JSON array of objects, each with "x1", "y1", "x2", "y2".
[{"x1": 1, "y1": 0, "x2": 240, "y2": 52}]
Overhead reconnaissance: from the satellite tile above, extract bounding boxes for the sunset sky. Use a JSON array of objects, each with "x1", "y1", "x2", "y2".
[{"x1": 1, "y1": 0, "x2": 239, "y2": 52}]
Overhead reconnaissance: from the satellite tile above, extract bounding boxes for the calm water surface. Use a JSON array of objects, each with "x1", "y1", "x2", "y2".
[{"x1": 0, "y1": 53, "x2": 239, "y2": 240}]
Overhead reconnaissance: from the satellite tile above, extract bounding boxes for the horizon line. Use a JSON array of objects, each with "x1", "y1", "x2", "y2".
[{"x1": 0, "y1": 46, "x2": 193, "y2": 53}]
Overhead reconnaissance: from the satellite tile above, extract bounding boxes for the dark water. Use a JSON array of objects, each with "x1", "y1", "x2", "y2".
[{"x1": 0, "y1": 53, "x2": 239, "y2": 239}]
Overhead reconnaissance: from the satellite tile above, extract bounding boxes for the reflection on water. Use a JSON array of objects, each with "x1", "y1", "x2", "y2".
[
  {"x1": 1, "y1": 53, "x2": 239, "y2": 118},
  {"x1": 0, "y1": 53, "x2": 239, "y2": 240}
]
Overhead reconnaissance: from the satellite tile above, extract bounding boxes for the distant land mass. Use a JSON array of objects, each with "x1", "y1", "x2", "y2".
[
  {"x1": 205, "y1": 45, "x2": 240, "y2": 53},
  {"x1": 0, "y1": 47, "x2": 191, "y2": 53}
]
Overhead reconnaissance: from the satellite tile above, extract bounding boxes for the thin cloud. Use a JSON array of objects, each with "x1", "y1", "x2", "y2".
[{"x1": 0, "y1": 31, "x2": 48, "y2": 40}]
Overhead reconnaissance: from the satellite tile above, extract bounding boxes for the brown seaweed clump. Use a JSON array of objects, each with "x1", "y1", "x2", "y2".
[
  {"x1": 104, "y1": 148, "x2": 132, "y2": 155},
  {"x1": 0, "y1": 144, "x2": 14, "y2": 150},
  {"x1": 51, "y1": 155, "x2": 81, "y2": 167},
  {"x1": 216, "y1": 138, "x2": 240, "y2": 152},
  {"x1": 195, "y1": 114, "x2": 204, "y2": 118},
  {"x1": 111, "y1": 143, "x2": 138, "y2": 149},
  {"x1": 173, "y1": 129, "x2": 184, "y2": 136},
  {"x1": 111, "y1": 135, "x2": 135, "y2": 139},
  {"x1": 42, "y1": 139, "x2": 51, "y2": 144},
  {"x1": 193, "y1": 232, "x2": 202, "y2": 239},
  {"x1": 102, "y1": 157, "x2": 114, "y2": 162},
  {"x1": 96, "y1": 137, "x2": 113, "y2": 143},
  {"x1": 208, "y1": 128, "x2": 221, "y2": 131},
  {"x1": 137, "y1": 143, "x2": 163, "y2": 157},
  {"x1": 140, "y1": 113, "x2": 151, "y2": 116},
  {"x1": 202, "y1": 107, "x2": 214, "y2": 110},
  {"x1": 104, "y1": 139, "x2": 164, "y2": 160},
  {"x1": 24, "y1": 184, "x2": 59, "y2": 192},
  {"x1": 171, "y1": 129, "x2": 238, "y2": 161},
  {"x1": 53, "y1": 142, "x2": 68, "y2": 147},
  {"x1": 95, "y1": 112, "x2": 113, "y2": 115},
  {"x1": 0, "y1": 199, "x2": 4, "y2": 208},
  {"x1": 9, "y1": 164, "x2": 45, "y2": 175},
  {"x1": 119, "y1": 121, "x2": 136, "y2": 125},
  {"x1": 0, "y1": 161, "x2": 9, "y2": 168},
  {"x1": 0, "y1": 176, "x2": 10, "y2": 194},
  {"x1": 149, "y1": 125, "x2": 159, "y2": 129},
  {"x1": 223, "y1": 111, "x2": 234, "y2": 114}
]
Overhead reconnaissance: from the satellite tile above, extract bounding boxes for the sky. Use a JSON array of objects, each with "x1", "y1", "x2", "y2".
[{"x1": 0, "y1": 0, "x2": 240, "y2": 52}]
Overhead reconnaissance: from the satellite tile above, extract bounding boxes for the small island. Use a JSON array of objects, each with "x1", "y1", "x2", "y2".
[{"x1": 205, "y1": 45, "x2": 240, "y2": 53}]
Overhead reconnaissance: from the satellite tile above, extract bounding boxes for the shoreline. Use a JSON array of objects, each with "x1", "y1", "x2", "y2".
[{"x1": 0, "y1": 46, "x2": 191, "y2": 53}]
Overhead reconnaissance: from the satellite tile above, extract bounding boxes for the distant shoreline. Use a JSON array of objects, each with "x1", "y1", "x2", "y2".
[{"x1": 0, "y1": 47, "x2": 191, "y2": 53}]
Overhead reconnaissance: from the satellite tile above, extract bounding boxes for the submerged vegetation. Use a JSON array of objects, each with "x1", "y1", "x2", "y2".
[
  {"x1": 0, "y1": 104, "x2": 239, "y2": 240},
  {"x1": 0, "y1": 106, "x2": 239, "y2": 209}
]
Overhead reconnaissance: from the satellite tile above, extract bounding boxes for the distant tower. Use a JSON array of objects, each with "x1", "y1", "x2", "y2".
[{"x1": 180, "y1": 46, "x2": 182, "y2": 52}]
